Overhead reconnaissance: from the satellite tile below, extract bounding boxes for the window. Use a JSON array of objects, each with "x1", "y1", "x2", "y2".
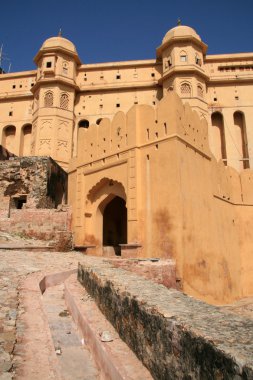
[
  {"x1": 12, "y1": 85, "x2": 16, "y2": 89},
  {"x1": 9, "y1": 111, "x2": 13, "y2": 116},
  {"x1": 62, "y1": 61, "x2": 69, "y2": 75},
  {"x1": 180, "y1": 51, "x2": 188, "y2": 62},
  {"x1": 195, "y1": 54, "x2": 201, "y2": 66},
  {"x1": 46, "y1": 62, "x2": 52, "y2": 68},
  {"x1": 44, "y1": 91, "x2": 53, "y2": 107},
  {"x1": 197, "y1": 84, "x2": 204, "y2": 98},
  {"x1": 180, "y1": 83, "x2": 191, "y2": 96},
  {"x1": 78, "y1": 119, "x2": 89, "y2": 128},
  {"x1": 116, "y1": 103, "x2": 120, "y2": 107},
  {"x1": 60, "y1": 93, "x2": 69, "y2": 109},
  {"x1": 116, "y1": 74, "x2": 121, "y2": 79},
  {"x1": 151, "y1": 73, "x2": 155, "y2": 77}
]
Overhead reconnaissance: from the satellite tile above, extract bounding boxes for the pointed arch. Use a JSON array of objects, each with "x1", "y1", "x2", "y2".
[
  {"x1": 87, "y1": 177, "x2": 126, "y2": 203},
  {"x1": 180, "y1": 82, "x2": 191, "y2": 97}
]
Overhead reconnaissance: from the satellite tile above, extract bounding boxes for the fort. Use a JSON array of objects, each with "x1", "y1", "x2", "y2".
[
  {"x1": 0, "y1": 24, "x2": 253, "y2": 379},
  {"x1": 1, "y1": 23, "x2": 253, "y2": 304}
]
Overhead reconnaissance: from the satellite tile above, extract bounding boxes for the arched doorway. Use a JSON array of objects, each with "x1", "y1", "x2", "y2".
[{"x1": 102, "y1": 196, "x2": 127, "y2": 256}]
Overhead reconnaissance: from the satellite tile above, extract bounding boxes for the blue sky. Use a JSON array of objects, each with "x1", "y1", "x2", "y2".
[{"x1": 1, "y1": 0, "x2": 253, "y2": 72}]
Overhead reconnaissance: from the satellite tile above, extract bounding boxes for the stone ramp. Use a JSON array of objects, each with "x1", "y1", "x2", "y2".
[
  {"x1": 13, "y1": 269, "x2": 153, "y2": 380},
  {"x1": 43, "y1": 283, "x2": 100, "y2": 380}
]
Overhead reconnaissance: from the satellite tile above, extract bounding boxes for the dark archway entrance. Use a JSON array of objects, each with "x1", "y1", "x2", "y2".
[{"x1": 103, "y1": 196, "x2": 127, "y2": 255}]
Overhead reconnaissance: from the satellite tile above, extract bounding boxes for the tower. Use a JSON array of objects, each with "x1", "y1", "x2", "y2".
[
  {"x1": 157, "y1": 25, "x2": 208, "y2": 117},
  {"x1": 31, "y1": 35, "x2": 81, "y2": 169}
]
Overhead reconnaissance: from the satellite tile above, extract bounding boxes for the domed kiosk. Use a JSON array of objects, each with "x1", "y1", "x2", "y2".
[
  {"x1": 41, "y1": 36, "x2": 78, "y2": 54},
  {"x1": 157, "y1": 24, "x2": 207, "y2": 58},
  {"x1": 34, "y1": 34, "x2": 81, "y2": 65},
  {"x1": 162, "y1": 25, "x2": 202, "y2": 44}
]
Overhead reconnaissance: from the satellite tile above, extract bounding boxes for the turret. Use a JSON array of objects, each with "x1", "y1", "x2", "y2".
[
  {"x1": 31, "y1": 34, "x2": 81, "y2": 170},
  {"x1": 157, "y1": 25, "x2": 208, "y2": 116}
]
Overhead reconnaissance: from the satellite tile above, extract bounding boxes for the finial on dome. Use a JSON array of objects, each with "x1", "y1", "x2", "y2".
[
  {"x1": 58, "y1": 28, "x2": 62, "y2": 37},
  {"x1": 177, "y1": 18, "x2": 182, "y2": 26}
]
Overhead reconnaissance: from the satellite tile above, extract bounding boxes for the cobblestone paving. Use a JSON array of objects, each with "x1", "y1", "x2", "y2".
[{"x1": 0, "y1": 248, "x2": 84, "y2": 379}]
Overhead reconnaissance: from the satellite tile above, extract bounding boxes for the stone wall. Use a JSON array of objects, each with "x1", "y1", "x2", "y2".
[
  {"x1": 0, "y1": 207, "x2": 72, "y2": 250},
  {"x1": 78, "y1": 260, "x2": 253, "y2": 380},
  {"x1": 106, "y1": 258, "x2": 180, "y2": 289},
  {"x1": 0, "y1": 156, "x2": 67, "y2": 211},
  {"x1": 0, "y1": 145, "x2": 15, "y2": 160},
  {"x1": 0, "y1": 156, "x2": 71, "y2": 250}
]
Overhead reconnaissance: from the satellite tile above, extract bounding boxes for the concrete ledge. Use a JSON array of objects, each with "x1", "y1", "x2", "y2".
[{"x1": 78, "y1": 261, "x2": 253, "y2": 380}]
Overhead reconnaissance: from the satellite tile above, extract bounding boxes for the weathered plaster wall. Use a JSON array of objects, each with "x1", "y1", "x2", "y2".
[
  {"x1": 70, "y1": 92, "x2": 253, "y2": 304},
  {"x1": 78, "y1": 261, "x2": 253, "y2": 380}
]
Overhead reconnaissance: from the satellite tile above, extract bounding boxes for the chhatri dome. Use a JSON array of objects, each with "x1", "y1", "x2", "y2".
[
  {"x1": 40, "y1": 35, "x2": 77, "y2": 54},
  {"x1": 162, "y1": 25, "x2": 201, "y2": 44}
]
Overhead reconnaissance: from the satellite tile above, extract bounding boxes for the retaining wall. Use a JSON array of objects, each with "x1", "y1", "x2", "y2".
[{"x1": 78, "y1": 261, "x2": 253, "y2": 380}]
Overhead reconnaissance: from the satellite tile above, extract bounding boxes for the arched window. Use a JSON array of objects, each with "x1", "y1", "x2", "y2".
[
  {"x1": 180, "y1": 50, "x2": 187, "y2": 63},
  {"x1": 60, "y1": 93, "x2": 69, "y2": 110},
  {"x1": 211, "y1": 112, "x2": 227, "y2": 165},
  {"x1": 164, "y1": 56, "x2": 172, "y2": 69},
  {"x1": 78, "y1": 119, "x2": 89, "y2": 129},
  {"x1": 234, "y1": 111, "x2": 249, "y2": 169},
  {"x1": 2, "y1": 125, "x2": 16, "y2": 154},
  {"x1": 62, "y1": 61, "x2": 69, "y2": 75},
  {"x1": 180, "y1": 82, "x2": 191, "y2": 97},
  {"x1": 197, "y1": 84, "x2": 204, "y2": 98},
  {"x1": 20, "y1": 124, "x2": 32, "y2": 156},
  {"x1": 44, "y1": 91, "x2": 53, "y2": 107},
  {"x1": 195, "y1": 53, "x2": 202, "y2": 66}
]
